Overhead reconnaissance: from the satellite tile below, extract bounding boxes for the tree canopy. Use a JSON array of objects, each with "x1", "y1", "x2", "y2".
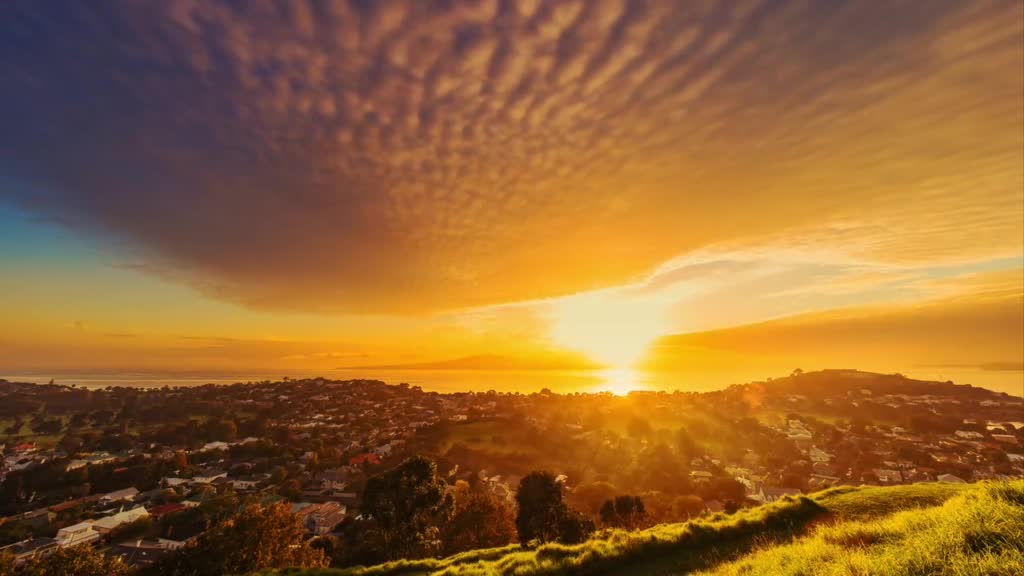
[
  {"x1": 145, "y1": 503, "x2": 326, "y2": 576},
  {"x1": 515, "y1": 471, "x2": 594, "y2": 545},
  {"x1": 361, "y1": 455, "x2": 453, "y2": 559}
]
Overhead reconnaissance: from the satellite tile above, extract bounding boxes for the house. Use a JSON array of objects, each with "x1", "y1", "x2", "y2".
[
  {"x1": 349, "y1": 453, "x2": 380, "y2": 466},
  {"x1": 109, "y1": 539, "x2": 177, "y2": 567},
  {"x1": 808, "y1": 447, "x2": 832, "y2": 463},
  {"x1": 91, "y1": 507, "x2": 150, "y2": 535},
  {"x1": 146, "y1": 503, "x2": 187, "y2": 518},
  {"x1": 873, "y1": 468, "x2": 903, "y2": 484},
  {"x1": 294, "y1": 502, "x2": 347, "y2": 535},
  {"x1": 954, "y1": 431, "x2": 984, "y2": 440},
  {"x1": 191, "y1": 468, "x2": 227, "y2": 484},
  {"x1": 315, "y1": 469, "x2": 350, "y2": 491},
  {"x1": 161, "y1": 477, "x2": 188, "y2": 488},
  {"x1": 991, "y1": 434, "x2": 1019, "y2": 445},
  {"x1": 12, "y1": 442, "x2": 37, "y2": 454},
  {"x1": 48, "y1": 495, "x2": 99, "y2": 514},
  {"x1": 66, "y1": 453, "x2": 118, "y2": 471},
  {"x1": 100, "y1": 487, "x2": 139, "y2": 505},
  {"x1": 230, "y1": 474, "x2": 267, "y2": 491},
  {"x1": 55, "y1": 522, "x2": 100, "y2": 548},
  {"x1": 201, "y1": 441, "x2": 230, "y2": 452},
  {"x1": 0, "y1": 537, "x2": 59, "y2": 566},
  {"x1": 812, "y1": 461, "x2": 836, "y2": 476},
  {"x1": 937, "y1": 473, "x2": 967, "y2": 483},
  {"x1": 762, "y1": 487, "x2": 802, "y2": 502},
  {"x1": 21, "y1": 508, "x2": 55, "y2": 530}
]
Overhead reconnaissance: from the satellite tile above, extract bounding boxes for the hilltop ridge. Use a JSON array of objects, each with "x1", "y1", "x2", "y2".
[{"x1": 257, "y1": 480, "x2": 1023, "y2": 576}]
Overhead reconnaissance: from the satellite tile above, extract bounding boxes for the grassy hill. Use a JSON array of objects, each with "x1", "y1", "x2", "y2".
[{"x1": 261, "y1": 480, "x2": 1023, "y2": 576}]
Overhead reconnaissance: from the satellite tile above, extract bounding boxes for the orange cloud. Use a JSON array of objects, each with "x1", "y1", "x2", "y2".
[{"x1": 0, "y1": 0, "x2": 1019, "y2": 314}]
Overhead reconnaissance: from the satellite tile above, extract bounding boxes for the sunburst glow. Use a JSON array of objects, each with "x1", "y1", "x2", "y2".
[{"x1": 548, "y1": 291, "x2": 670, "y2": 368}]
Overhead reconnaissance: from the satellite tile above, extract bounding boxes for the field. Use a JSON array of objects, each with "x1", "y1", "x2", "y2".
[{"x1": 257, "y1": 480, "x2": 1022, "y2": 576}]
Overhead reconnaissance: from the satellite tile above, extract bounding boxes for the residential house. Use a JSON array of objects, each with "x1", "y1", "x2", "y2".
[
  {"x1": 200, "y1": 441, "x2": 230, "y2": 452},
  {"x1": 191, "y1": 468, "x2": 227, "y2": 484},
  {"x1": 315, "y1": 469, "x2": 350, "y2": 491},
  {"x1": 937, "y1": 473, "x2": 967, "y2": 483},
  {"x1": 21, "y1": 508, "x2": 55, "y2": 530},
  {"x1": 0, "y1": 538, "x2": 59, "y2": 567},
  {"x1": 761, "y1": 487, "x2": 802, "y2": 502},
  {"x1": 873, "y1": 468, "x2": 903, "y2": 484},
  {"x1": 146, "y1": 503, "x2": 187, "y2": 519},
  {"x1": 55, "y1": 522, "x2": 100, "y2": 548},
  {"x1": 91, "y1": 507, "x2": 150, "y2": 535},
  {"x1": 230, "y1": 474, "x2": 267, "y2": 491},
  {"x1": 100, "y1": 487, "x2": 139, "y2": 505},
  {"x1": 349, "y1": 453, "x2": 380, "y2": 466},
  {"x1": 294, "y1": 502, "x2": 347, "y2": 535},
  {"x1": 109, "y1": 539, "x2": 178, "y2": 567},
  {"x1": 991, "y1": 434, "x2": 1018, "y2": 445}
]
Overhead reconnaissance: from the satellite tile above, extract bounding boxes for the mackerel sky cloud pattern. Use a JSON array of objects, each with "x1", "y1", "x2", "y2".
[{"x1": 1, "y1": 0, "x2": 1021, "y2": 313}]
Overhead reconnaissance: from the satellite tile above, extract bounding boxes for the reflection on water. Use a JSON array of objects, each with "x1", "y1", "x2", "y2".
[{"x1": 2, "y1": 366, "x2": 1021, "y2": 396}]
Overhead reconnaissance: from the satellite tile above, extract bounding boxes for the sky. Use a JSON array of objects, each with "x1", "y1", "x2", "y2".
[{"x1": 0, "y1": 1, "x2": 1021, "y2": 391}]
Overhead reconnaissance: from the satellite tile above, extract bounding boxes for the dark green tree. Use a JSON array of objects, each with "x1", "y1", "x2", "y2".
[
  {"x1": 600, "y1": 495, "x2": 647, "y2": 528},
  {"x1": 361, "y1": 456, "x2": 453, "y2": 559},
  {"x1": 443, "y1": 481, "x2": 516, "y2": 554},
  {"x1": 516, "y1": 471, "x2": 594, "y2": 545}
]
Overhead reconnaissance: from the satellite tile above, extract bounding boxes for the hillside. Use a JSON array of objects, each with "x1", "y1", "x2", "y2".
[{"x1": 258, "y1": 480, "x2": 1023, "y2": 576}]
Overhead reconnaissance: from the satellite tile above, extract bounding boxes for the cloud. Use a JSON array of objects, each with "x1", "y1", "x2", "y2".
[
  {"x1": 1, "y1": 0, "x2": 1020, "y2": 314},
  {"x1": 647, "y1": 286, "x2": 1024, "y2": 377}
]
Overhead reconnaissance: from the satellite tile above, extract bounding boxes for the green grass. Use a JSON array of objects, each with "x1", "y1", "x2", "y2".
[
  {"x1": 698, "y1": 480, "x2": 1024, "y2": 576},
  {"x1": 258, "y1": 481, "x2": 1023, "y2": 576},
  {"x1": 813, "y1": 482, "x2": 971, "y2": 521}
]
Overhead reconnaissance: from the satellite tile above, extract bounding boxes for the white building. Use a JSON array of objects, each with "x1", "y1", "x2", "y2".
[
  {"x1": 56, "y1": 522, "x2": 100, "y2": 548},
  {"x1": 92, "y1": 507, "x2": 150, "y2": 534}
]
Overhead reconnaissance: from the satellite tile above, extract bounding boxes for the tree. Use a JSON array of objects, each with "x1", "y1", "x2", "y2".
[
  {"x1": 24, "y1": 546, "x2": 130, "y2": 576},
  {"x1": 672, "y1": 494, "x2": 704, "y2": 519},
  {"x1": 443, "y1": 484, "x2": 516, "y2": 554},
  {"x1": 599, "y1": 495, "x2": 646, "y2": 528},
  {"x1": 209, "y1": 419, "x2": 237, "y2": 442},
  {"x1": 269, "y1": 466, "x2": 288, "y2": 483},
  {"x1": 627, "y1": 416, "x2": 653, "y2": 439},
  {"x1": 278, "y1": 478, "x2": 302, "y2": 500},
  {"x1": 58, "y1": 434, "x2": 83, "y2": 455},
  {"x1": 700, "y1": 477, "x2": 747, "y2": 502},
  {"x1": 567, "y1": 481, "x2": 619, "y2": 516},
  {"x1": 361, "y1": 456, "x2": 453, "y2": 559},
  {"x1": 516, "y1": 471, "x2": 565, "y2": 544},
  {"x1": 146, "y1": 503, "x2": 326, "y2": 576},
  {"x1": 516, "y1": 471, "x2": 594, "y2": 545},
  {"x1": 557, "y1": 508, "x2": 595, "y2": 544}
]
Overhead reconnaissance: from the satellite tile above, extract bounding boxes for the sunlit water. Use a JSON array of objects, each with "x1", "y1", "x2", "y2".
[{"x1": 3, "y1": 366, "x2": 1020, "y2": 396}]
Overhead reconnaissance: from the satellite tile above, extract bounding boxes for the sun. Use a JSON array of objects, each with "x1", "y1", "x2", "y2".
[
  {"x1": 598, "y1": 367, "x2": 645, "y2": 395},
  {"x1": 548, "y1": 290, "x2": 670, "y2": 369}
]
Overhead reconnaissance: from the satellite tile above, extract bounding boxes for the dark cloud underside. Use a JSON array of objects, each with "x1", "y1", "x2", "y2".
[{"x1": 1, "y1": 0, "x2": 1021, "y2": 313}]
